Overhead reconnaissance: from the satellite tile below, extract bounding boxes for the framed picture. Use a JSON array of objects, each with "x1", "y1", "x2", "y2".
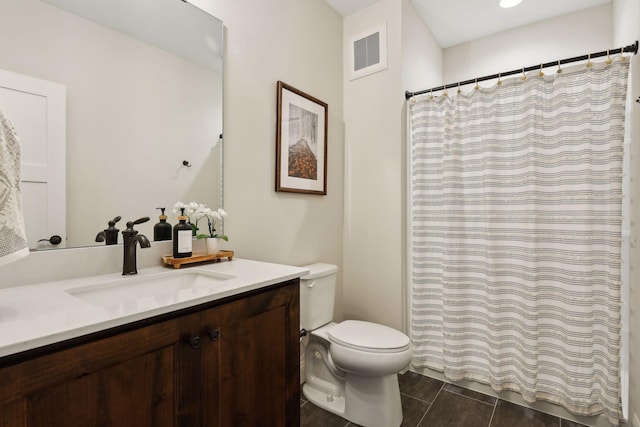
[{"x1": 276, "y1": 81, "x2": 328, "y2": 195}]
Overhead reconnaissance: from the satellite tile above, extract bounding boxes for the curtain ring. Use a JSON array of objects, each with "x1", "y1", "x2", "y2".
[
  {"x1": 606, "y1": 49, "x2": 612, "y2": 64},
  {"x1": 586, "y1": 53, "x2": 593, "y2": 68},
  {"x1": 497, "y1": 72, "x2": 502, "y2": 86},
  {"x1": 429, "y1": 89, "x2": 434, "y2": 100},
  {"x1": 443, "y1": 87, "x2": 449, "y2": 97},
  {"x1": 620, "y1": 46, "x2": 626, "y2": 62},
  {"x1": 474, "y1": 78, "x2": 479, "y2": 91},
  {"x1": 538, "y1": 64, "x2": 544, "y2": 77},
  {"x1": 556, "y1": 60, "x2": 562, "y2": 74},
  {"x1": 520, "y1": 67, "x2": 526, "y2": 80},
  {"x1": 457, "y1": 82, "x2": 461, "y2": 94},
  {"x1": 409, "y1": 96, "x2": 416, "y2": 105}
]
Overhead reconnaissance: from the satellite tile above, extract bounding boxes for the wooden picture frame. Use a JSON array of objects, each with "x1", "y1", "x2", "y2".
[{"x1": 275, "y1": 81, "x2": 328, "y2": 195}]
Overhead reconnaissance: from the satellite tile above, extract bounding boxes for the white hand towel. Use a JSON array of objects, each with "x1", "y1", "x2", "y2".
[{"x1": 0, "y1": 107, "x2": 29, "y2": 265}]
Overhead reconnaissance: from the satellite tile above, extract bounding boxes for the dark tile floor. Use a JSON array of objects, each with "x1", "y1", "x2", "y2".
[{"x1": 300, "y1": 371, "x2": 589, "y2": 427}]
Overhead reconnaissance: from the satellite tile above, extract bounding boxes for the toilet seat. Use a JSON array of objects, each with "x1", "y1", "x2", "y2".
[{"x1": 328, "y1": 320, "x2": 410, "y2": 353}]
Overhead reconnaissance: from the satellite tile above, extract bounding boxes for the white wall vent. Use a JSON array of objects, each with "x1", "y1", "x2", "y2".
[{"x1": 348, "y1": 23, "x2": 387, "y2": 80}]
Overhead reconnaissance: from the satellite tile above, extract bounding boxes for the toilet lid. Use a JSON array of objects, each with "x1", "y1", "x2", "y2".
[{"x1": 328, "y1": 320, "x2": 410, "y2": 353}]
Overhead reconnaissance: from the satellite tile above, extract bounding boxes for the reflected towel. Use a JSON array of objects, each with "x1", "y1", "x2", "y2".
[{"x1": 0, "y1": 107, "x2": 28, "y2": 265}]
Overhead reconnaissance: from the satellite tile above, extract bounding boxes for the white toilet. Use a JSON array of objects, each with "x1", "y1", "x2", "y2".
[{"x1": 300, "y1": 263, "x2": 412, "y2": 427}]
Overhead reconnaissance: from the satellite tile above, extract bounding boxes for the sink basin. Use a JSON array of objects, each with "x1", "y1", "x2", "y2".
[{"x1": 66, "y1": 270, "x2": 236, "y2": 308}]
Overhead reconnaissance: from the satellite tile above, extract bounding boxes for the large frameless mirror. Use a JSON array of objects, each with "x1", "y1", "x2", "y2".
[{"x1": 0, "y1": 0, "x2": 223, "y2": 250}]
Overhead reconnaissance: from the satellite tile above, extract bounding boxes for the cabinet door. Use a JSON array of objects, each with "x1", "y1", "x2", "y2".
[
  {"x1": 219, "y1": 305, "x2": 288, "y2": 425},
  {"x1": 25, "y1": 347, "x2": 174, "y2": 426},
  {"x1": 215, "y1": 283, "x2": 300, "y2": 427},
  {"x1": 0, "y1": 315, "x2": 184, "y2": 427},
  {"x1": 174, "y1": 281, "x2": 300, "y2": 427},
  {"x1": 175, "y1": 310, "x2": 220, "y2": 427}
]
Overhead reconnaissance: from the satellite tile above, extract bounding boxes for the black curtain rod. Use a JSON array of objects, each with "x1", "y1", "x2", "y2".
[{"x1": 405, "y1": 40, "x2": 639, "y2": 100}]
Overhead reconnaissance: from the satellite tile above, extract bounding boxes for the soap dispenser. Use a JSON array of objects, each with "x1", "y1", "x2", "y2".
[
  {"x1": 154, "y1": 208, "x2": 172, "y2": 241},
  {"x1": 173, "y1": 208, "x2": 192, "y2": 258}
]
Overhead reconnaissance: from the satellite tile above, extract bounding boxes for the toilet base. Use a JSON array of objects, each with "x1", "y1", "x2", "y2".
[
  {"x1": 303, "y1": 372, "x2": 403, "y2": 427},
  {"x1": 303, "y1": 381, "x2": 346, "y2": 415}
]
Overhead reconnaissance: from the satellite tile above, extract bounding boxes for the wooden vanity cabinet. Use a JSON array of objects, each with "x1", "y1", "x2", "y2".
[{"x1": 0, "y1": 279, "x2": 300, "y2": 427}]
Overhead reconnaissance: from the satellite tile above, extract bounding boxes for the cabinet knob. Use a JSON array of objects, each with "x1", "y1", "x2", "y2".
[
  {"x1": 208, "y1": 329, "x2": 220, "y2": 341},
  {"x1": 188, "y1": 336, "x2": 201, "y2": 349}
]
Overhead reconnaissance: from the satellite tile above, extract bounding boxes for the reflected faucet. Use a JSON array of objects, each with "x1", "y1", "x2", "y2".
[
  {"x1": 122, "y1": 217, "x2": 151, "y2": 275},
  {"x1": 96, "y1": 216, "x2": 122, "y2": 245}
]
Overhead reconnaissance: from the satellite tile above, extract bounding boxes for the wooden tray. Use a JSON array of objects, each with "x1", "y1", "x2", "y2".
[{"x1": 162, "y1": 250, "x2": 234, "y2": 269}]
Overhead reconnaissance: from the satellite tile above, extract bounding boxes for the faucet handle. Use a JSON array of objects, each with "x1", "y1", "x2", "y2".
[
  {"x1": 125, "y1": 216, "x2": 150, "y2": 230},
  {"x1": 108, "y1": 216, "x2": 122, "y2": 227}
]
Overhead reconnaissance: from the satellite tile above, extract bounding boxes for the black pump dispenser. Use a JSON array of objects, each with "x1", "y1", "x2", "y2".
[
  {"x1": 154, "y1": 208, "x2": 172, "y2": 241},
  {"x1": 173, "y1": 208, "x2": 192, "y2": 258}
]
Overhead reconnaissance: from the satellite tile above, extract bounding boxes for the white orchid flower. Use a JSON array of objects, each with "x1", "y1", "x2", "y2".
[
  {"x1": 173, "y1": 202, "x2": 228, "y2": 240},
  {"x1": 185, "y1": 201, "x2": 200, "y2": 218},
  {"x1": 173, "y1": 201, "x2": 187, "y2": 216},
  {"x1": 193, "y1": 204, "x2": 210, "y2": 221}
]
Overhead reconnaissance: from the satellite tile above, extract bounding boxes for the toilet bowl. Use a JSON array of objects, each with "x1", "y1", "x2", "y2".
[
  {"x1": 327, "y1": 320, "x2": 412, "y2": 375},
  {"x1": 300, "y1": 264, "x2": 412, "y2": 427}
]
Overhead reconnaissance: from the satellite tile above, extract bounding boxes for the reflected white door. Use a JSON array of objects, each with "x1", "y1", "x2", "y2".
[{"x1": 0, "y1": 69, "x2": 66, "y2": 249}]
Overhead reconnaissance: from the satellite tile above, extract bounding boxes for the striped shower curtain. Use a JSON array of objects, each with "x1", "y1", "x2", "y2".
[{"x1": 408, "y1": 60, "x2": 629, "y2": 425}]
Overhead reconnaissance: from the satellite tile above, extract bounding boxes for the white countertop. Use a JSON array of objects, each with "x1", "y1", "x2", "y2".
[{"x1": 0, "y1": 258, "x2": 308, "y2": 359}]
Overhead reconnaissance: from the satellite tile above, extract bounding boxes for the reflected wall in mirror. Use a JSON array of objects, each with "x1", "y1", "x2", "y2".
[{"x1": 0, "y1": 0, "x2": 223, "y2": 250}]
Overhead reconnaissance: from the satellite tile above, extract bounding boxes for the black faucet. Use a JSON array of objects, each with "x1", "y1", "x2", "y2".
[
  {"x1": 122, "y1": 217, "x2": 151, "y2": 275},
  {"x1": 96, "y1": 216, "x2": 121, "y2": 245}
]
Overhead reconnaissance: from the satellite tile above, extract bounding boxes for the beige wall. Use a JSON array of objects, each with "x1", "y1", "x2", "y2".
[
  {"x1": 190, "y1": 0, "x2": 346, "y2": 318},
  {"x1": 341, "y1": 0, "x2": 441, "y2": 331},
  {"x1": 402, "y1": 0, "x2": 443, "y2": 95},
  {"x1": 443, "y1": 4, "x2": 613, "y2": 84},
  {"x1": 342, "y1": 0, "x2": 403, "y2": 330}
]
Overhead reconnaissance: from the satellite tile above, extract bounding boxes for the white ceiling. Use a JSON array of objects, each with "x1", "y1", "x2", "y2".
[
  {"x1": 324, "y1": 0, "x2": 380, "y2": 16},
  {"x1": 325, "y1": 0, "x2": 611, "y2": 48}
]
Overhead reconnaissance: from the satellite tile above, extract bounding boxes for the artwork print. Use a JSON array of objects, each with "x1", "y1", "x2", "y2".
[
  {"x1": 287, "y1": 104, "x2": 318, "y2": 180},
  {"x1": 276, "y1": 81, "x2": 328, "y2": 195}
]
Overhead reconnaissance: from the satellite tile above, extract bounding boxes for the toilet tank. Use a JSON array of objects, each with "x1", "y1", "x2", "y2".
[{"x1": 299, "y1": 263, "x2": 338, "y2": 330}]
